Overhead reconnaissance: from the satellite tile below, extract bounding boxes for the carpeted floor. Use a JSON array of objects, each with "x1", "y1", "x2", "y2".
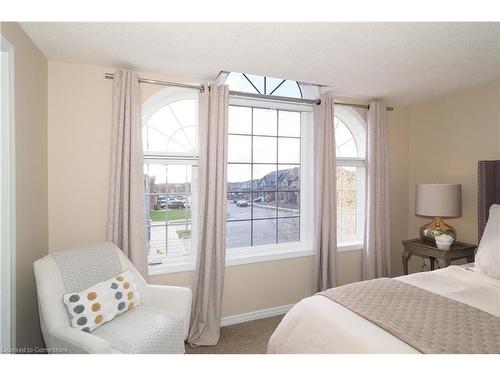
[{"x1": 185, "y1": 315, "x2": 283, "y2": 354}]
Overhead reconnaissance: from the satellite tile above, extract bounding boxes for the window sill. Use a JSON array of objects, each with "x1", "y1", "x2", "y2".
[
  {"x1": 148, "y1": 244, "x2": 314, "y2": 276},
  {"x1": 337, "y1": 241, "x2": 363, "y2": 252},
  {"x1": 148, "y1": 242, "x2": 363, "y2": 275}
]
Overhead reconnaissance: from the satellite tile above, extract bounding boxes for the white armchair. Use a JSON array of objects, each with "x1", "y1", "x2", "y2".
[{"x1": 33, "y1": 243, "x2": 192, "y2": 354}]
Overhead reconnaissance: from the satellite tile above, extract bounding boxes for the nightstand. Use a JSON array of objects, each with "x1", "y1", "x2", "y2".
[{"x1": 401, "y1": 238, "x2": 476, "y2": 275}]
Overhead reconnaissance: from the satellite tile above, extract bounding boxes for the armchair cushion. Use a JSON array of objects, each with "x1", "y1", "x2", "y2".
[
  {"x1": 62, "y1": 270, "x2": 140, "y2": 332},
  {"x1": 50, "y1": 243, "x2": 123, "y2": 292},
  {"x1": 92, "y1": 306, "x2": 185, "y2": 354}
]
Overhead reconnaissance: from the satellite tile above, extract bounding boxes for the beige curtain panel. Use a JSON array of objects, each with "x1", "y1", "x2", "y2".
[
  {"x1": 313, "y1": 96, "x2": 338, "y2": 292},
  {"x1": 106, "y1": 69, "x2": 148, "y2": 278},
  {"x1": 362, "y1": 101, "x2": 391, "y2": 280},
  {"x1": 188, "y1": 83, "x2": 229, "y2": 347}
]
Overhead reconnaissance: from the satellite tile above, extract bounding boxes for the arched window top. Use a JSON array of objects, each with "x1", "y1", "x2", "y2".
[
  {"x1": 334, "y1": 106, "x2": 366, "y2": 159},
  {"x1": 225, "y1": 72, "x2": 303, "y2": 98},
  {"x1": 142, "y1": 87, "x2": 198, "y2": 155}
]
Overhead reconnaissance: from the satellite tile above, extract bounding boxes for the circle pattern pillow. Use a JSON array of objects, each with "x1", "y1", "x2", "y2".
[{"x1": 62, "y1": 270, "x2": 140, "y2": 332}]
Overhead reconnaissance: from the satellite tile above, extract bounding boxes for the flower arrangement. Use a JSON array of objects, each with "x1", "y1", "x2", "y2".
[{"x1": 435, "y1": 233, "x2": 454, "y2": 250}]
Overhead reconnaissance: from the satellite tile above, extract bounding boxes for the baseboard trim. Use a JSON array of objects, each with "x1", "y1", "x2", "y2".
[{"x1": 221, "y1": 304, "x2": 294, "y2": 327}]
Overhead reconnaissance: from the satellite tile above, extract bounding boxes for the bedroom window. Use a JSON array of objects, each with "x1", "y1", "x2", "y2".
[
  {"x1": 225, "y1": 97, "x2": 314, "y2": 264},
  {"x1": 142, "y1": 88, "x2": 198, "y2": 273},
  {"x1": 335, "y1": 107, "x2": 366, "y2": 251}
]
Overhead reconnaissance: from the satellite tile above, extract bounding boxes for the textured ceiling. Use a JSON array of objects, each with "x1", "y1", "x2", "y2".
[{"x1": 20, "y1": 22, "x2": 500, "y2": 104}]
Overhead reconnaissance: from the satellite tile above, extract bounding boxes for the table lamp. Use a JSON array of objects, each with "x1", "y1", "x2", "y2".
[{"x1": 415, "y1": 184, "x2": 462, "y2": 242}]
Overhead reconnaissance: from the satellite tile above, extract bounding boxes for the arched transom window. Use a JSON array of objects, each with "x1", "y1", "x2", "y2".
[
  {"x1": 143, "y1": 97, "x2": 197, "y2": 155},
  {"x1": 225, "y1": 72, "x2": 303, "y2": 99}
]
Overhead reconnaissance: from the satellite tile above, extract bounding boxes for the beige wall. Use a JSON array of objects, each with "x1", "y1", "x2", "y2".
[
  {"x1": 47, "y1": 61, "x2": 411, "y2": 317},
  {"x1": 387, "y1": 106, "x2": 411, "y2": 276},
  {"x1": 392, "y1": 79, "x2": 500, "y2": 275},
  {"x1": 1, "y1": 22, "x2": 48, "y2": 349},
  {"x1": 408, "y1": 80, "x2": 500, "y2": 243}
]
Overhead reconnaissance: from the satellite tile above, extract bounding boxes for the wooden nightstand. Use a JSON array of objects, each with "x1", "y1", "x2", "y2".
[{"x1": 401, "y1": 238, "x2": 476, "y2": 275}]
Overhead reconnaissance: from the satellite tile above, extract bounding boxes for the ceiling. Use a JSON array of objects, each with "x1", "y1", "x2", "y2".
[{"x1": 21, "y1": 22, "x2": 500, "y2": 105}]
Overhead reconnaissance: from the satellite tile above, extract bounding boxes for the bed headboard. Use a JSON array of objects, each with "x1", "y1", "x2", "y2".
[{"x1": 478, "y1": 160, "x2": 500, "y2": 240}]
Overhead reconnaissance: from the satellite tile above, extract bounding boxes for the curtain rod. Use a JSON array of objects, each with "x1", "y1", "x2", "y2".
[{"x1": 104, "y1": 73, "x2": 394, "y2": 111}]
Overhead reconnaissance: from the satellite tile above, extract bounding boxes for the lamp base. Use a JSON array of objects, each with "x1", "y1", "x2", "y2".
[{"x1": 419, "y1": 217, "x2": 456, "y2": 243}]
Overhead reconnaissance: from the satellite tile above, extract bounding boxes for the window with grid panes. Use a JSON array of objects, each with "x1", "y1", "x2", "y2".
[{"x1": 226, "y1": 105, "x2": 302, "y2": 249}]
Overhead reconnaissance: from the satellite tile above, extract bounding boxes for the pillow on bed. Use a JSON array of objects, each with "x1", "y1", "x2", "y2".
[
  {"x1": 62, "y1": 270, "x2": 140, "y2": 332},
  {"x1": 475, "y1": 204, "x2": 500, "y2": 279}
]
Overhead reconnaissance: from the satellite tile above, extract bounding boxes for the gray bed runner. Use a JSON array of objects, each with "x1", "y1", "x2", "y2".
[{"x1": 318, "y1": 278, "x2": 500, "y2": 353}]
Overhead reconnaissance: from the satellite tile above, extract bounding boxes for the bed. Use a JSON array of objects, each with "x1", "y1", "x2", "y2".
[{"x1": 268, "y1": 160, "x2": 500, "y2": 354}]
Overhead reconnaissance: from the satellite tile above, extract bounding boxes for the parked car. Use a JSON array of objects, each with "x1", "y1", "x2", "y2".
[
  {"x1": 167, "y1": 200, "x2": 185, "y2": 209},
  {"x1": 253, "y1": 196, "x2": 263, "y2": 203},
  {"x1": 236, "y1": 200, "x2": 249, "y2": 207}
]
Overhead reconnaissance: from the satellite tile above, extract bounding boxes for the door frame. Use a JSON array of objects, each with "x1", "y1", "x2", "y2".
[{"x1": 1, "y1": 34, "x2": 16, "y2": 352}]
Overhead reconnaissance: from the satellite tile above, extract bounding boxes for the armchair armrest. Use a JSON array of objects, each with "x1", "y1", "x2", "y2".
[
  {"x1": 141, "y1": 285, "x2": 192, "y2": 339},
  {"x1": 50, "y1": 326, "x2": 113, "y2": 354}
]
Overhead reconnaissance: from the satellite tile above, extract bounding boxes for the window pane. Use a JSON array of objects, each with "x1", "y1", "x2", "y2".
[
  {"x1": 277, "y1": 191, "x2": 300, "y2": 217},
  {"x1": 229, "y1": 106, "x2": 252, "y2": 134},
  {"x1": 166, "y1": 194, "x2": 191, "y2": 224},
  {"x1": 144, "y1": 164, "x2": 167, "y2": 194},
  {"x1": 253, "y1": 192, "x2": 277, "y2": 219},
  {"x1": 225, "y1": 73, "x2": 259, "y2": 94},
  {"x1": 253, "y1": 164, "x2": 277, "y2": 190},
  {"x1": 143, "y1": 126, "x2": 163, "y2": 153},
  {"x1": 278, "y1": 217, "x2": 300, "y2": 243},
  {"x1": 277, "y1": 165, "x2": 300, "y2": 190},
  {"x1": 253, "y1": 108, "x2": 277, "y2": 136},
  {"x1": 169, "y1": 99, "x2": 196, "y2": 126},
  {"x1": 165, "y1": 164, "x2": 191, "y2": 193},
  {"x1": 252, "y1": 219, "x2": 277, "y2": 246},
  {"x1": 147, "y1": 224, "x2": 166, "y2": 257},
  {"x1": 227, "y1": 164, "x2": 252, "y2": 191},
  {"x1": 167, "y1": 224, "x2": 192, "y2": 256},
  {"x1": 144, "y1": 100, "x2": 197, "y2": 154},
  {"x1": 335, "y1": 117, "x2": 358, "y2": 158},
  {"x1": 226, "y1": 220, "x2": 251, "y2": 249},
  {"x1": 228, "y1": 135, "x2": 251, "y2": 162},
  {"x1": 266, "y1": 77, "x2": 285, "y2": 95},
  {"x1": 226, "y1": 192, "x2": 252, "y2": 220},
  {"x1": 244, "y1": 74, "x2": 264, "y2": 94},
  {"x1": 337, "y1": 166, "x2": 357, "y2": 241},
  {"x1": 271, "y1": 80, "x2": 302, "y2": 98},
  {"x1": 278, "y1": 111, "x2": 301, "y2": 137},
  {"x1": 253, "y1": 136, "x2": 277, "y2": 163},
  {"x1": 338, "y1": 139, "x2": 358, "y2": 158},
  {"x1": 278, "y1": 137, "x2": 300, "y2": 164}
]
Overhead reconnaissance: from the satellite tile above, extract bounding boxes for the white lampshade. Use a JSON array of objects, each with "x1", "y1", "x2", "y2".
[{"x1": 415, "y1": 184, "x2": 462, "y2": 217}]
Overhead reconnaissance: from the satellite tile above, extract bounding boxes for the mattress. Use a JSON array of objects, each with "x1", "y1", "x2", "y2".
[{"x1": 267, "y1": 265, "x2": 500, "y2": 354}]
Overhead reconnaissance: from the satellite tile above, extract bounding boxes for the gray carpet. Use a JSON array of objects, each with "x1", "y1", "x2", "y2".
[{"x1": 185, "y1": 315, "x2": 283, "y2": 354}]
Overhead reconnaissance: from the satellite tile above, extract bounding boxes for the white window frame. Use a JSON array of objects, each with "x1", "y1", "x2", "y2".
[
  {"x1": 142, "y1": 87, "x2": 199, "y2": 275},
  {"x1": 149, "y1": 96, "x2": 315, "y2": 275},
  {"x1": 0, "y1": 35, "x2": 16, "y2": 352},
  {"x1": 335, "y1": 106, "x2": 367, "y2": 252},
  {"x1": 224, "y1": 97, "x2": 315, "y2": 266}
]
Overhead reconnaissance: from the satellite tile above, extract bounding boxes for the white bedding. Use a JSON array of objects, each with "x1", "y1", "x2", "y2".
[{"x1": 267, "y1": 265, "x2": 500, "y2": 354}]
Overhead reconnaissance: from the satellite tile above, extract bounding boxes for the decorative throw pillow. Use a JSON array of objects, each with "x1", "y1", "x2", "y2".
[
  {"x1": 475, "y1": 204, "x2": 500, "y2": 280},
  {"x1": 63, "y1": 270, "x2": 140, "y2": 333}
]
